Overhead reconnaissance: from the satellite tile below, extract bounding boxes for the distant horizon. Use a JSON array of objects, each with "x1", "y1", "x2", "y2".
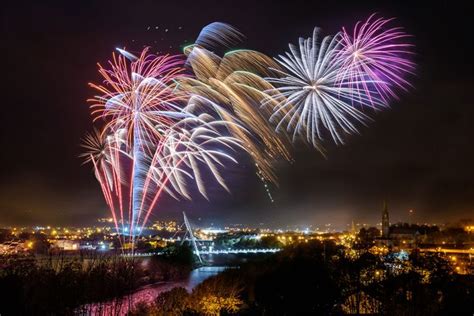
[{"x1": 1, "y1": 211, "x2": 471, "y2": 232}]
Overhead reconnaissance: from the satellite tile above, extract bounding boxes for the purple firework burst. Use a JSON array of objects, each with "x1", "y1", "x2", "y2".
[{"x1": 337, "y1": 13, "x2": 415, "y2": 106}]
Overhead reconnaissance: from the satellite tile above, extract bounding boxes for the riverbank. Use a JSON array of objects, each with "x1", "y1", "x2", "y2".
[{"x1": 76, "y1": 266, "x2": 227, "y2": 315}]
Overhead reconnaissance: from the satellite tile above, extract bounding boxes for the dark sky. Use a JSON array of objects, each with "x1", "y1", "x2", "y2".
[{"x1": 1, "y1": 0, "x2": 473, "y2": 229}]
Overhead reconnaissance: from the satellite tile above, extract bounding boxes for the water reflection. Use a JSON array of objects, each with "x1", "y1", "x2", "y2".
[{"x1": 185, "y1": 266, "x2": 227, "y2": 291}]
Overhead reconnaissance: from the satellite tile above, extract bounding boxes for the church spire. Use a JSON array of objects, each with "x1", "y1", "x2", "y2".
[{"x1": 382, "y1": 200, "x2": 390, "y2": 238}]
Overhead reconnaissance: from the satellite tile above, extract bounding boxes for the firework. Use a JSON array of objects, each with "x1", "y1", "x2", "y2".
[
  {"x1": 82, "y1": 18, "x2": 415, "y2": 247},
  {"x1": 87, "y1": 48, "x2": 187, "y2": 243},
  {"x1": 179, "y1": 24, "x2": 291, "y2": 185},
  {"x1": 85, "y1": 47, "x2": 247, "y2": 246},
  {"x1": 193, "y1": 22, "x2": 243, "y2": 50},
  {"x1": 264, "y1": 28, "x2": 381, "y2": 146},
  {"x1": 138, "y1": 110, "x2": 246, "y2": 228},
  {"x1": 89, "y1": 48, "x2": 186, "y2": 151},
  {"x1": 337, "y1": 14, "x2": 415, "y2": 105}
]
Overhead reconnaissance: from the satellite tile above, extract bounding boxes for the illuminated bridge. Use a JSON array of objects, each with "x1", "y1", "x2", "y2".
[
  {"x1": 180, "y1": 212, "x2": 281, "y2": 261},
  {"x1": 198, "y1": 248, "x2": 281, "y2": 255},
  {"x1": 124, "y1": 213, "x2": 281, "y2": 259},
  {"x1": 123, "y1": 248, "x2": 281, "y2": 257}
]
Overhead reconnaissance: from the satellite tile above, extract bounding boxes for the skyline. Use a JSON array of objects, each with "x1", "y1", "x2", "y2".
[
  {"x1": 1, "y1": 0, "x2": 474, "y2": 227},
  {"x1": 0, "y1": 210, "x2": 455, "y2": 233}
]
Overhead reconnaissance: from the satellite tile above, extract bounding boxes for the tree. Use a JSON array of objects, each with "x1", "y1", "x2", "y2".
[
  {"x1": 0, "y1": 229, "x2": 11, "y2": 242},
  {"x1": 31, "y1": 233, "x2": 50, "y2": 254},
  {"x1": 191, "y1": 273, "x2": 243, "y2": 315},
  {"x1": 155, "y1": 287, "x2": 191, "y2": 316}
]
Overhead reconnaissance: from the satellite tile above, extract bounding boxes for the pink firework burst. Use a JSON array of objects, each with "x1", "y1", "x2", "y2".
[{"x1": 84, "y1": 47, "x2": 248, "y2": 249}]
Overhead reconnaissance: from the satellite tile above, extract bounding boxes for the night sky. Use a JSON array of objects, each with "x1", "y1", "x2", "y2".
[{"x1": 1, "y1": 0, "x2": 473, "y2": 228}]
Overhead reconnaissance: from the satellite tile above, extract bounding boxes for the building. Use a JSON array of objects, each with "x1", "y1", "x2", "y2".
[
  {"x1": 389, "y1": 225, "x2": 421, "y2": 248},
  {"x1": 0, "y1": 241, "x2": 30, "y2": 254},
  {"x1": 50, "y1": 239, "x2": 79, "y2": 251}
]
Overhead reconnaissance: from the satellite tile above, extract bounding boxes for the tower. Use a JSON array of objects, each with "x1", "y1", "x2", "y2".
[
  {"x1": 382, "y1": 200, "x2": 390, "y2": 238},
  {"x1": 351, "y1": 220, "x2": 356, "y2": 234}
]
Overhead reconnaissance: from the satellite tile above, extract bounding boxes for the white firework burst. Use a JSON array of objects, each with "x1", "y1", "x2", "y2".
[{"x1": 264, "y1": 28, "x2": 383, "y2": 146}]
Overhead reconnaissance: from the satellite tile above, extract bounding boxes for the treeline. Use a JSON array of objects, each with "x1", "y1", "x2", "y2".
[
  {"x1": 213, "y1": 234, "x2": 283, "y2": 250},
  {"x1": 132, "y1": 240, "x2": 474, "y2": 315},
  {"x1": 0, "y1": 254, "x2": 140, "y2": 315},
  {"x1": 0, "y1": 244, "x2": 194, "y2": 315}
]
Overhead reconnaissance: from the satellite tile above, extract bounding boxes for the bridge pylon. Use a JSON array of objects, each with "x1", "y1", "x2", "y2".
[{"x1": 181, "y1": 211, "x2": 203, "y2": 264}]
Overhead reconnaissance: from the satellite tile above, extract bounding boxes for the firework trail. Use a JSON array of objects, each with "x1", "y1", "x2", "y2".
[
  {"x1": 85, "y1": 47, "x2": 247, "y2": 247},
  {"x1": 180, "y1": 22, "x2": 292, "y2": 187},
  {"x1": 193, "y1": 22, "x2": 244, "y2": 50},
  {"x1": 87, "y1": 48, "x2": 186, "y2": 245},
  {"x1": 177, "y1": 22, "x2": 293, "y2": 202}
]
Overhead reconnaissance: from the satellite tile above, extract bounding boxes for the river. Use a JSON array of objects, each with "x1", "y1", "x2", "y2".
[{"x1": 76, "y1": 266, "x2": 227, "y2": 315}]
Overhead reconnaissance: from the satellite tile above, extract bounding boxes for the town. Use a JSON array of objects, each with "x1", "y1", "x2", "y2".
[{"x1": 2, "y1": 205, "x2": 473, "y2": 275}]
